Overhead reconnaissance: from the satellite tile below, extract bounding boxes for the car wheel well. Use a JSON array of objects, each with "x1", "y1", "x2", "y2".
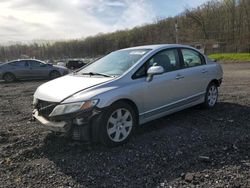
[
  {"x1": 209, "y1": 79, "x2": 220, "y2": 87},
  {"x1": 3, "y1": 72, "x2": 16, "y2": 80},
  {"x1": 3, "y1": 72, "x2": 15, "y2": 77},
  {"x1": 111, "y1": 99, "x2": 139, "y2": 124},
  {"x1": 90, "y1": 98, "x2": 139, "y2": 145},
  {"x1": 49, "y1": 70, "x2": 61, "y2": 78},
  {"x1": 50, "y1": 70, "x2": 60, "y2": 74}
]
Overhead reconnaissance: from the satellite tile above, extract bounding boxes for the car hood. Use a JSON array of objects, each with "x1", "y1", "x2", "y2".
[{"x1": 34, "y1": 75, "x2": 113, "y2": 102}]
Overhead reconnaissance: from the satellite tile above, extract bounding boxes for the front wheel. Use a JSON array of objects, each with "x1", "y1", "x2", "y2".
[
  {"x1": 93, "y1": 102, "x2": 136, "y2": 147},
  {"x1": 203, "y1": 82, "x2": 218, "y2": 108},
  {"x1": 49, "y1": 71, "x2": 61, "y2": 79}
]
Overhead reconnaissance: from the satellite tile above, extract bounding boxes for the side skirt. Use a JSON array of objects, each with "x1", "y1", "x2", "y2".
[{"x1": 139, "y1": 93, "x2": 205, "y2": 125}]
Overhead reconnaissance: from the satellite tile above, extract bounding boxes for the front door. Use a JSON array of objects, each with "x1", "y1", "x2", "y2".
[
  {"x1": 134, "y1": 49, "x2": 187, "y2": 120},
  {"x1": 28, "y1": 60, "x2": 49, "y2": 78}
]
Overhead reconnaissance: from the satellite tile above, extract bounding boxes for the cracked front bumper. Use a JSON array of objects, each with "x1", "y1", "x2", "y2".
[
  {"x1": 32, "y1": 109, "x2": 71, "y2": 132},
  {"x1": 32, "y1": 107, "x2": 102, "y2": 141}
]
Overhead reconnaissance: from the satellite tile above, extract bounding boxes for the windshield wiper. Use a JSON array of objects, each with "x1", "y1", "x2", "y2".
[{"x1": 80, "y1": 72, "x2": 112, "y2": 77}]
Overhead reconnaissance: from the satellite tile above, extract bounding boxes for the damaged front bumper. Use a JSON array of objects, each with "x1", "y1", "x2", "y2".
[
  {"x1": 32, "y1": 107, "x2": 101, "y2": 141},
  {"x1": 32, "y1": 109, "x2": 70, "y2": 132}
]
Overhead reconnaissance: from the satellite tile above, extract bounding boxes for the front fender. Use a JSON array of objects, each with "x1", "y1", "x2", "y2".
[{"x1": 95, "y1": 85, "x2": 144, "y2": 114}]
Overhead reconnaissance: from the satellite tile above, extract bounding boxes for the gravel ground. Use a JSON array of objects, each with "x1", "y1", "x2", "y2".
[{"x1": 0, "y1": 63, "x2": 249, "y2": 188}]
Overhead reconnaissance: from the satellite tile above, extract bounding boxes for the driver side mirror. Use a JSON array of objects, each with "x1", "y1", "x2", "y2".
[{"x1": 146, "y1": 66, "x2": 164, "y2": 82}]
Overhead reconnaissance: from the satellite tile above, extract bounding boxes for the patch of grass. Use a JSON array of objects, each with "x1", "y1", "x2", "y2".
[{"x1": 208, "y1": 53, "x2": 250, "y2": 62}]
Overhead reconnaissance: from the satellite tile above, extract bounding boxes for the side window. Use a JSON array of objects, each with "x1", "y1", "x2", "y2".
[
  {"x1": 181, "y1": 49, "x2": 205, "y2": 68},
  {"x1": 29, "y1": 61, "x2": 44, "y2": 67},
  {"x1": 133, "y1": 49, "x2": 181, "y2": 79},
  {"x1": 148, "y1": 49, "x2": 180, "y2": 72},
  {"x1": 133, "y1": 63, "x2": 147, "y2": 79},
  {"x1": 9, "y1": 61, "x2": 28, "y2": 67},
  {"x1": 9, "y1": 61, "x2": 18, "y2": 66}
]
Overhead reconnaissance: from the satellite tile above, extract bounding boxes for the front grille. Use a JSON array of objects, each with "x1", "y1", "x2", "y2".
[{"x1": 36, "y1": 100, "x2": 58, "y2": 119}]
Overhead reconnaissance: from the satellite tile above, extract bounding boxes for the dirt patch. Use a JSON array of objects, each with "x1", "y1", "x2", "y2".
[{"x1": 0, "y1": 63, "x2": 249, "y2": 187}]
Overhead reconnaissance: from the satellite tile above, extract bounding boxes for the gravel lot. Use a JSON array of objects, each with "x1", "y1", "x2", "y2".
[{"x1": 0, "y1": 63, "x2": 249, "y2": 188}]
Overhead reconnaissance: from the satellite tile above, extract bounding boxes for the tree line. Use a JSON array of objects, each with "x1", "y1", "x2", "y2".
[{"x1": 0, "y1": 0, "x2": 249, "y2": 62}]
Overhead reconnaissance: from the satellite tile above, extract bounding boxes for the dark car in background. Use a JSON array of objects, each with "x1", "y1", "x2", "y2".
[
  {"x1": 66, "y1": 59, "x2": 86, "y2": 70},
  {"x1": 0, "y1": 59, "x2": 69, "y2": 82}
]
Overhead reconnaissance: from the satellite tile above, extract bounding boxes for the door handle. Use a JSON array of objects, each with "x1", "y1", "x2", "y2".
[
  {"x1": 175, "y1": 74, "x2": 184, "y2": 80},
  {"x1": 202, "y1": 69, "x2": 208, "y2": 73}
]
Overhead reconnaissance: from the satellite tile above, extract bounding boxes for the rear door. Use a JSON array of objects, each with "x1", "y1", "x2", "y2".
[
  {"x1": 178, "y1": 48, "x2": 209, "y2": 98},
  {"x1": 8, "y1": 61, "x2": 30, "y2": 78}
]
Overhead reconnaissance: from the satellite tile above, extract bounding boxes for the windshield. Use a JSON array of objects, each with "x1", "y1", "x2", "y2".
[{"x1": 78, "y1": 49, "x2": 151, "y2": 76}]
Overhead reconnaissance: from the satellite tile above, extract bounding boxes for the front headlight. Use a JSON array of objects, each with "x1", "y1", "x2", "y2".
[{"x1": 49, "y1": 99, "x2": 99, "y2": 117}]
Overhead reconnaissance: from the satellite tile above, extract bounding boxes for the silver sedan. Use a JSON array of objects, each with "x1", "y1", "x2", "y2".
[
  {"x1": 0, "y1": 59, "x2": 69, "y2": 82},
  {"x1": 33, "y1": 44, "x2": 223, "y2": 147}
]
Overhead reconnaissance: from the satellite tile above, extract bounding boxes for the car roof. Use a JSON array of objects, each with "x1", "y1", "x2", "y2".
[
  {"x1": 11, "y1": 59, "x2": 42, "y2": 61},
  {"x1": 7, "y1": 59, "x2": 45, "y2": 63},
  {"x1": 119, "y1": 44, "x2": 197, "y2": 51}
]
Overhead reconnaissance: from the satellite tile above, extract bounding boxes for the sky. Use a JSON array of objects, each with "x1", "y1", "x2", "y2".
[{"x1": 0, "y1": 0, "x2": 210, "y2": 44}]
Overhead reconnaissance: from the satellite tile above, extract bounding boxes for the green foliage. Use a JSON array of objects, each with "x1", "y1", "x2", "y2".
[{"x1": 209, "y1": 53, "x2": 250, "y2": 61}]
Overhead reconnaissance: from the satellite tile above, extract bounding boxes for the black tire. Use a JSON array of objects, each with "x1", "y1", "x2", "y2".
[
  {"x1": 92, "y1": 101, "x2": 136, "y2": 147},
  {"x1": 203, "y1": 82, "x2": 218, "y2": 108},
  {"x1": 3, "y1": 73, "x2": 16, "y2": 82},
  {"x1": 49, "y1": 71, "x2": 61, "y2": 79}
]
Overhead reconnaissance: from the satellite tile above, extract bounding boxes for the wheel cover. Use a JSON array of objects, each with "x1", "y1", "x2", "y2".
[
  {"x1": 207, "y1": 85, "x2": 218, "y2": 106},
  {"x1": 5, "y1": 74, "x2": 14, "y2": 81},
  {"x1": 106, "y1": 108, "x2": 133, "y2": 142}
]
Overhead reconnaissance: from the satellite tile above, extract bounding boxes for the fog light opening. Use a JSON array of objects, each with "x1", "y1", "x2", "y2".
[{"x1": 74, "y1": 118, "x2": 85, "y2": 125}]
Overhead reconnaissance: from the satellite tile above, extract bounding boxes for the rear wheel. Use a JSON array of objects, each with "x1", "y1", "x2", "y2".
[
  {"x1": 49, "y1": 71, "x2": 60, "y2": 79},
  {"x1": 203, "y1": 82, "x2": 218, "y2": 108},
  {"x1": 93, "y1": 102, "x2": 136, "y2": 147},
  {"x1": 3, "y1": 73, "x2": 15, "y2": 82}
]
